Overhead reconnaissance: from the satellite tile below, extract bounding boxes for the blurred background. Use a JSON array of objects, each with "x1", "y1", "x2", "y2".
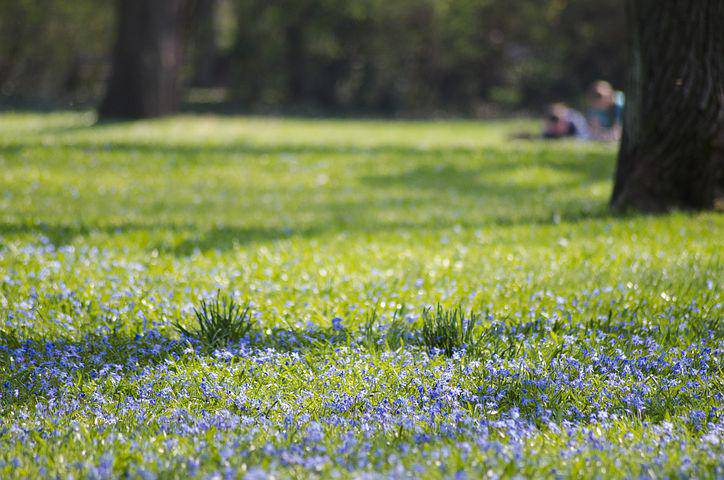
[{"x1": 0, "y1": 0, "x2": 625, "y2": 117}]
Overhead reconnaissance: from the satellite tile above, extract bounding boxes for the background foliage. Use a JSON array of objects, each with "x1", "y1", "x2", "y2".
[{"x1": 0, "y1": 0, "x2": 626, "y2": 114}]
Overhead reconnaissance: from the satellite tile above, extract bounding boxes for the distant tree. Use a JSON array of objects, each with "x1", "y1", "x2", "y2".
[
  {"x1": 190, "y1": 0, "x2": 219, "y2": 87},
  {"x1": 611, "y1": 0, "x2": 723, "y2": 211},
  {"x1": 98, "y1": 0, "x2": 193, "y2": 119},
  {"x1": 226, "y1": 0, "x2": 626, "y2": 115}
]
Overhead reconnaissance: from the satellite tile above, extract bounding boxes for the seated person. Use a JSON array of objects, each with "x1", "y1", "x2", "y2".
[
  {"x1": 542, "y1": 103, "x2": 591, "y2": 140},
  {"x1": 587, "y1": 80, "x2": 624, "y2": 141}
]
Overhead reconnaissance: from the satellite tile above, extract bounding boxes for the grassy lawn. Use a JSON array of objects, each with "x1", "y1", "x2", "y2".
[{"x1": 0, "y1": 112, "x2": 721, "y2": 478}]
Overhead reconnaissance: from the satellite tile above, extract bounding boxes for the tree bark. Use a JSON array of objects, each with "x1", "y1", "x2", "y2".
[
  {"x1": 99, "y1": 0, "x2": 191, "y2": 119},
  {"x1": 191, "y1": 0, "x2": 218, "y2": 87},
  {"x1": 285, "y1": 22, "x2": 306, "y2": 104},
  {"x1": 611, "y1": 0, "x2": 724, "y2": 211}
]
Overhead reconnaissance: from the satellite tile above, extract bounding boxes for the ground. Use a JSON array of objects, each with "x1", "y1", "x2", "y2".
[{"x1": 0, "y1": 112, "x2": 721, "y2": 478}]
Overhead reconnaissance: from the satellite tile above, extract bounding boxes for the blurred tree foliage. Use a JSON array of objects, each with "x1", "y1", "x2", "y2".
[
  {"x1": 230, "y1": 0, "x2": 626, "y2": 114},
  {"x1": 0, "y1": 0, "x2": 625, "y2": 114},
  {"x1": 0, "y1": 0, "x2": 113, "y2": 106}
]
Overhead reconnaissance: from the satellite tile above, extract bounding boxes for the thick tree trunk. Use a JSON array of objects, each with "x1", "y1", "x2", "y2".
[
  {"x1": 99, "y1": 0, "x2": 190, "y2": 119},
  {"x1": 611, "y1": 0, "x2": 724, "y2": 211}
]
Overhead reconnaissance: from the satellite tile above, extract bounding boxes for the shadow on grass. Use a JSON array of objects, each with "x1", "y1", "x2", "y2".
[
  {"x1": 0, "y1": 145, "x2": 24, "y2": 156},
  {"x1": 1, "y1": 135, "x2": 619, "y2": 254},
  {"x1": 162, "y1": 210, "x2": 618, "y2": 256},
  {"x1": 0, "y1": 329, "x2": 181, "y2": 408},
  {"x1": 2, "y1": 294, "x2": 709, "y2": 412},
  {"x1": 0, "y1": 324, "x2": 375, "y2": 409},
  {"x1": 2, "y1": 138, "x2": 614, "y2": 181},
  {"x1": 361, "y1": 157, "x2": 613, "y2": 193},
  {"x1": 0, "y1": 202, "x2": 618, "y2": 256}
]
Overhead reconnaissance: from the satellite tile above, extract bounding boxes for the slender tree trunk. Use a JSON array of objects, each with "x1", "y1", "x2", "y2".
[
  {"x1": 611, "y1": 0, "x2": 724, "y2": 211},
  {"x1": 285, "y1": 23, "x2": 306, "y2": 104},
  {"x1": 191, "y1": 0, "x2": 218, "y2": 87},
  {"x1": 99, "y1": 0, "x2": 190, "y2": 119}
]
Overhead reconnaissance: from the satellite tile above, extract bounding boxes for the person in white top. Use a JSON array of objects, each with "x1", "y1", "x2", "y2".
[{"x1": 542, "y1": 103, "x2": 591, "y2": 140}]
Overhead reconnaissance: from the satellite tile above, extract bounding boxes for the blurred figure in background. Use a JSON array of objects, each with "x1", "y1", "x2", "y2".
[
  {"x1": 542, "y1": 103, "x2": 591, "y2": 140},
  {"x1": 586, "y1": 80, "x2": 624, "y2": 141}
]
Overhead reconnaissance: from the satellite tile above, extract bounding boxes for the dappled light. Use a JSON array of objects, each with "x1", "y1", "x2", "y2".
[
  {"x1": 1, "y1": 112, "x2": 721, "y2": 478},
  {"x1": 0, "y1": 0, "x2": 721, "y2": 476}
]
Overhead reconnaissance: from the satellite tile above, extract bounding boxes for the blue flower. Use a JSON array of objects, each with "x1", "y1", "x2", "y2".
[{"x1": 332, "y1": 317, "x2": 344, "y2": 331}]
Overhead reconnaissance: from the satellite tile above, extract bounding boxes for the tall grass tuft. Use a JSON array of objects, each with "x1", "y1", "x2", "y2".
[
  {"x1": 360, "y1": 306, "x2": 409, "y2": 351},
  {"x1": 174, "y1": 292, "x2": 254, "y2": 348},
  {"x1": 420, "y1": 304, "x2": 481, "y2": 355}
]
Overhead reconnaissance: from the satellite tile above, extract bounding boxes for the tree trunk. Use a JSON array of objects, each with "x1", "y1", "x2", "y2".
[
  {"x1": 285, "y1": 23, "x2": 306, "y2": 104},
  {"x1": 611, "y1": 0, "x2": 724, "y2": 211},
  {"x1": 191, "y1": 0, "x2": 218, "y2": 87},
  {"x1": 99, "y1": 0, "x2": 191, "y2": 119}
]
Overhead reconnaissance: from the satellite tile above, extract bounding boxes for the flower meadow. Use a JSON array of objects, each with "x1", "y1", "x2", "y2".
[{"x1": 0, "y1": 113, "x2": 722, "y2": 478}]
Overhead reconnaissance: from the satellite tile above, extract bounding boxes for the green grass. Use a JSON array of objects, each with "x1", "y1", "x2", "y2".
[{"x1": 0, "y1": 111, "x2": 721, "y2": 478}]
